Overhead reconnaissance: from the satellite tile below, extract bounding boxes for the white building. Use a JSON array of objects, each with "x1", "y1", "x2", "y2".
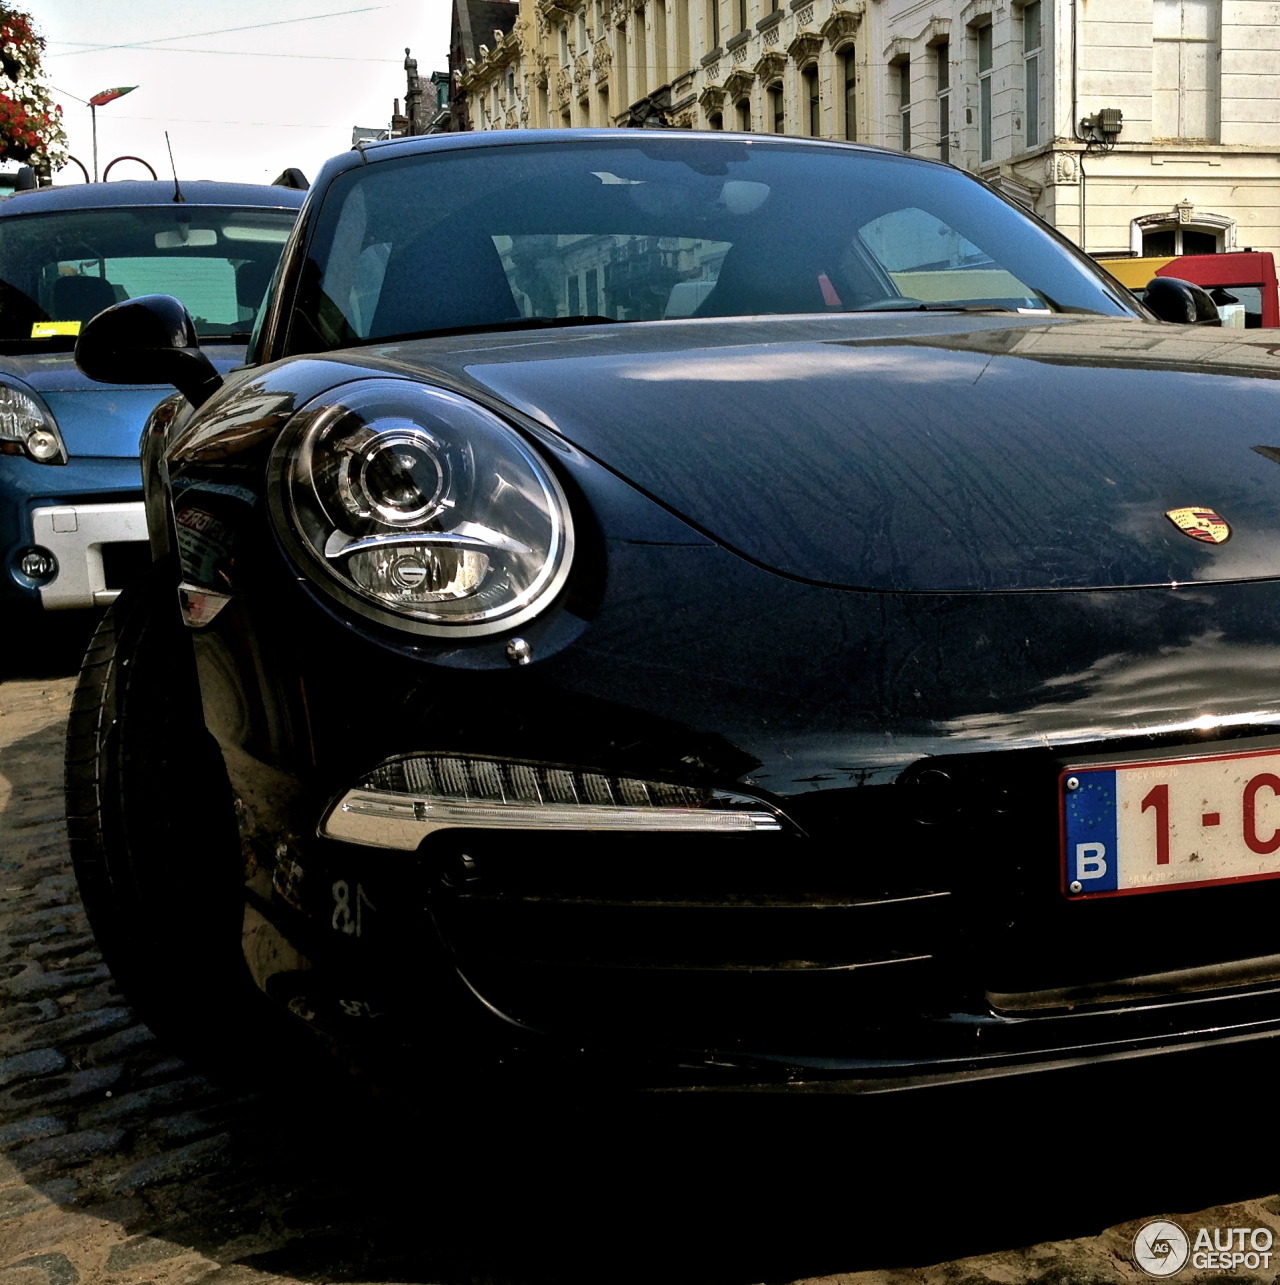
[
  {"x1": 878, "y1": 0, "x2": 1280, "y2": 258},
  {"x1": 452, "y1": 0, "x2": 1280, "y2": 259}
]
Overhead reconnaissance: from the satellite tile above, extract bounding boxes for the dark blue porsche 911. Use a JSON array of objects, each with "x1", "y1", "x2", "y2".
[{"x1": 64, "y1": 128, "x2": 1280, "y2": 1092}]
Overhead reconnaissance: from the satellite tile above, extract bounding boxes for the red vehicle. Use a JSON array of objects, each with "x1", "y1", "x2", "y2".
[{"x1": 1099, "y1": 250, "x2": 1280, "y2": 327}]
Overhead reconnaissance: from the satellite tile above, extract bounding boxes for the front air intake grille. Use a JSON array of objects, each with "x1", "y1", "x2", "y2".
[{"x1": 364, "y1": 754, "x2": 714, "y2": 810}]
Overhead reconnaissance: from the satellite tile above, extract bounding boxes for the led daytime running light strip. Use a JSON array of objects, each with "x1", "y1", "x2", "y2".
[
  {"x1": 323, "y1": 789, "x2": 782, "y2": 850},
  {"x1": 319, "y1": 754, "x2": 782, "y2": 850}
]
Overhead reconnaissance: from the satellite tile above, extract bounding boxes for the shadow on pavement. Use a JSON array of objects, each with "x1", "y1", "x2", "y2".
[
  {"x1": 4, "y1": 681, "x2": 1280, "y2": 1284},
  {"x1": 0, "y1": 608, "x2": 98, "y2": 682}
]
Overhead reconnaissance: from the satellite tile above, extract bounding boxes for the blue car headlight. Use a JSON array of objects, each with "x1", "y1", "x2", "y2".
[
  {"x1": 0, "y1": 381, "x2": 66, "y2": 465},
  {"x1": 268, "y1": 380, "x2": 574, "y2": 638}
]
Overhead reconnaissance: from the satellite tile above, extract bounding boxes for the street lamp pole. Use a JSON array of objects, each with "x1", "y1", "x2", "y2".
[{"x1": 86, "y1": 87, "x2": 138, "y2": 182}]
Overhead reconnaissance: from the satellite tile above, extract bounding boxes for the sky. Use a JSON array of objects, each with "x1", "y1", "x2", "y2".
[{"x1": 29, "y1": 0, "x2": 452, "y2": 187}]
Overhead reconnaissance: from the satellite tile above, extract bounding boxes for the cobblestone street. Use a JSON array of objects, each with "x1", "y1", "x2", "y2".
[{"x1": 6, "y1": 649, "x2": 1280, "y2": 1285}]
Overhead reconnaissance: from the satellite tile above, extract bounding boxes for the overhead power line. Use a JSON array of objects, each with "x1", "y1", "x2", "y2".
[
  {"x1": 55, "y1": 47, "x2": 399, "y2": 63},
  {"x1": 46, "y1": 6, "x2": 390, "y2": 59},
  {"x1": 77, "y1": 113, "x2": 354, "y2": 130}
]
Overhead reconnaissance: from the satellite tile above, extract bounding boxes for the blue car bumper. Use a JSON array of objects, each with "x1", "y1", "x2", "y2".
[{"x1": 0, "y1": 454, "x2": 145, "y2": 608}]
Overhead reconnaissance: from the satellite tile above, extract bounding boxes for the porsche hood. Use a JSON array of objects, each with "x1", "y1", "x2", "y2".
[{"x1": 432, "y1": 314, "x2": 1280, "y2": 593}]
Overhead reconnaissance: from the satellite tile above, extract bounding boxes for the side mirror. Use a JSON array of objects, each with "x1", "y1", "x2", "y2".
[
  {"x1": 75, "y1": 294, "x2": 223, "y2": 407},
  {"x1": 1143, "y1": 276, "x2": 1222, "y2": 327}
]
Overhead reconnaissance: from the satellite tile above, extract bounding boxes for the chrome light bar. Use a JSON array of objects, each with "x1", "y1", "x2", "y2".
[{"x1": 320, "y1": 753, "x2": 782, "y2": 851}]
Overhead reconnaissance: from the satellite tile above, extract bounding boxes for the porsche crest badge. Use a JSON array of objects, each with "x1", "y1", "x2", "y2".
[{"x1": 1165, "y1": 507, "x2": 1231, "y2": 544}]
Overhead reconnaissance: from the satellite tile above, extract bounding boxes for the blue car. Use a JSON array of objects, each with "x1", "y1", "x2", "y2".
[{"x1": 0, "y1": 179, "x2": 303, "y2": 616}]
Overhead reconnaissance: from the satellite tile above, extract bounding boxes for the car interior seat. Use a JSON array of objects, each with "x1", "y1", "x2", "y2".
[
  {"x1": 236, "y1": 259, "x2": 275, "y2": 315},
  {"x1": 370, "y1": 225, "x2": 522, "y2": 339},
  {"x1": 52, "y1": 275, "x2": 120, "y2": 324},
  {"x1": 694, "y1": 235, "x2": 890, "y2": 318}
]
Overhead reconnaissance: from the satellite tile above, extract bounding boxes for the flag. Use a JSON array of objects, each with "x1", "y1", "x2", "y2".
[{"x1": 88, "y1": 86, "x2": 137, "y2": 107}]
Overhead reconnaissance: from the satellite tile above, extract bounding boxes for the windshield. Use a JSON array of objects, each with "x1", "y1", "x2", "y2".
[
  {"x1": 0, "y1": 204, "x2": 298, "y2": 353},
  {"x1": 287, "y1": 138, "x2": 1133, "y2": 353}
]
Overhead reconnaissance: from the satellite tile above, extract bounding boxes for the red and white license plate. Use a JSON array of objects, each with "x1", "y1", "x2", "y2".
[{"x1": 1061, "y1": 744, "x2": 1280, "y2": 898}]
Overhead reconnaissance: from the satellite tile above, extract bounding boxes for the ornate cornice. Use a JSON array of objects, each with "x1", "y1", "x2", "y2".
[
  {"x1": 753, "y1": 50, "x2": 786, "y2": 82},
  {"x1": 724, "y1": 66, "x2": 755, "y2": 99},
  {"x1": 821, "y1": 6, "x2": 863, "y2": 48},
  {"x1": 787, "y1": 31, "x2": 823, "y2": 64},
  {"x1": 699, "y1": 84, "x2": 725, "y2": 111}
]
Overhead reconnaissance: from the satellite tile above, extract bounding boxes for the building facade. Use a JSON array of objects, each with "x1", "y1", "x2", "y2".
[
  {"x1": 452, "y1": 0, "x2": 874, "y2": 138},
  {"x1": 879, "y1": 0, "x2": 1280, "y2": 259},
  {"x1": 444, "y1": 0, "x2": 1280, "y2": 260}
]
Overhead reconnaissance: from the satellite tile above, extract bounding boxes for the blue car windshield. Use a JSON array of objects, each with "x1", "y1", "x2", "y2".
[
  {"x1": 286, "y1": 137, "x2": 1135, "y2": 353},
  {"x1": 0, "y1": 205, "x2": 297, "y2": 353}
]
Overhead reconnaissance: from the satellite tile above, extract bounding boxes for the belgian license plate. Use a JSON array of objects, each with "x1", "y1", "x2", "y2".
[{"x1": 1061, "y1": 745, "x2": 1280, "y2": 898}]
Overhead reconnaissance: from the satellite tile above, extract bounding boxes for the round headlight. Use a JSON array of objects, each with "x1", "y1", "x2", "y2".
[{"x1": 269, "y1": 381, "x2": 573, "y2": 637}]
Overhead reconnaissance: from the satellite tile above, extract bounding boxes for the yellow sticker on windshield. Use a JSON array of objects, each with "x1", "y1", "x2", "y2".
[{"x1": 30, "y1": 321, "x2": 81, "y2": 338}]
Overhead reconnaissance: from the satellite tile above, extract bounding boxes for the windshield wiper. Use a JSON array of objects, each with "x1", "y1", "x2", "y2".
[
  {"x1": 850, "y1": 301, "x2": 1024, "y2": 314},
  {"x1": 371, "y1": 315, "x2": 636, "y2": 344}
]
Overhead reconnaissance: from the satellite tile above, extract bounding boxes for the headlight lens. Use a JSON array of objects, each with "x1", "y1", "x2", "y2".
[
  {"x1": 270, "y1": 380, "x2": 573, "y2": 636},
  {"x1": 0, "y1": 383, "x2": 66, "y2": 465}
]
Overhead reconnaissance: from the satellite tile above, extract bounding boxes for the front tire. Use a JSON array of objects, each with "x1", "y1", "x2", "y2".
[{"x1": 63, "y1": 562, "x2": 298, "y2": 1075}]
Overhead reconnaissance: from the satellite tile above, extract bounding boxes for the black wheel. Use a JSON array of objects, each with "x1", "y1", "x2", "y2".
[{"x1": 64, "y1": 559, "x2": 306, "y2": 1076}]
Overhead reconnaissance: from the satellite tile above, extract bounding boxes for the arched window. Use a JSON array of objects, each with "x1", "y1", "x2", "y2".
[
  {"x1": 768, "y1": 83, "x2": 784, "y2": 133},
  {"x1": 737, "y1": 98, "x2": 751, "y2": 131},
  {"x1": 803, "y1": 65, "x2": 820, "y2": 136},
  {"x1": 1132, "y1": 207, "x2": 1235, "y2": 257},
  {"x1": 1143, "y1": 227, "x2": 1218, "y2": 256},
  {"x1": 841, "y1": 48, "x2": 857, "y2": 140}
]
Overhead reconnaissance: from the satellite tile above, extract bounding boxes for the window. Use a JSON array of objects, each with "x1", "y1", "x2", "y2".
[
  {"x1": 615, "y1": 22, "x2": 629, "y2": 103},
  {"x1": 769, "y1": 84, "x2": 784, "y2": 133},
  {"x1": 578, "y1": 8, "x2": 588, "y2": 49},
  {"x1": 1142, "y1": 226, "x2": 1220, "y2": 256},
  {"x1": 936, "y1": 43, "x2": 950, "y2": 162},
  {"x1": 635, "y1": 5, "x2": 647, "y2": 97},
  {"x1": 10, "y1": 206, "x2": 296, "y2": 346},
  {"x1": 561, "y1": 107, "x2": 572, "y2": 128},
  {"x1": 559, "y1": 22, "x2": 569, "y2": 63},
  {"x1": 708, "y1": 0, "x2": 720, "y2": 47},
  {"x1": 675, "y1": 0, "x2": 691, "y2": 74},
  {"x1": 654, "y1": 0, "x2": 668, "y2": 85},
  {"x1": 599, "y1": 86, "x2": 610, "y2": 125},
  {"x1": 1023, "y1": 2, "x2": 1041, "y2": 148},
  {"x1": 977, "y1": 24, "x2": 993, "y2": 162},
  {"x1": 1153, "y1": 0, "x2": 1221, "y2": 140},
  {"x1": 804, "y1": 66, "x2": 820, "y2": 136},
  {"x1": 737, "y1": 98, "x2": 751, "y2": 130},
  {"x1": 291, "y1": 136, "x2": 1135, "y2": 355},
  {"x1": 842, "y1": 48, "x2": 857, "y2": 140},
  {"x1": 897, "y1": 60, "x2": 911, "y2": 152},
  {"x1": 709, "y1": 111, "x2": 724, "y2": 129},
  {"x1": 857, "y1": 206, "x2": 1043, "y2": 310},
  {"x1": 737, "y1": 0, "x2": 748, "y2": 32}
]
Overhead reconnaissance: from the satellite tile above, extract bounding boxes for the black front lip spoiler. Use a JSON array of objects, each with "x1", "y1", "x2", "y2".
[{"x1": 655, "y1": 1018, "x2": 1280, "y2": 1094}]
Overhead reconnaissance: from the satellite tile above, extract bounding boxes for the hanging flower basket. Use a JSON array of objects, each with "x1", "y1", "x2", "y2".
[{"x1": 0, "y1": 8, "x2": 67, "y2": 173}]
